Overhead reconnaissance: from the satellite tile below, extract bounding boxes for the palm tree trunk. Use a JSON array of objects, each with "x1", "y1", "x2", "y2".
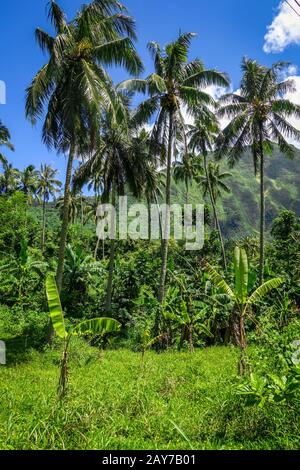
[
  {"x1": 41, "y1": 195, "x2": 46, "y2": 252},
  {"x1": 204, "y1": 154, "x2": 227, "y2": 270},
  {"x1": 158, "y1": 111, "x2": 173, "y2": 304},
  {"x1": 105, "y1": 183, "x2": 116, "y2": 313},
  {"x1": 81, "y1": 194, "x2": 84, "y2": 234},
  {"x1": 147, "y1": 198, "x2": 151, "y2": 241},
  {"x1": 185, "y1": 180, "x2": 189, "y2": 205},
  {"x1": 154, "y1": 192, "x2": 163, "y2": 253},
  {"x1": 259, "y1": 135, "x2": 265, "y2": 285},
  {"x1": 56, "y1": 145, "x2": 75, "y2": 293},
  {"x1": 94, "y1": 236, "x2": 101, "y2": 259}
]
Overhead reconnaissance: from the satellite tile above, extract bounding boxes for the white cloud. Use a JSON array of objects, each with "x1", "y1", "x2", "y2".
[{"x1": 264, "y1": 1, "x2": 300, "y2": 53}]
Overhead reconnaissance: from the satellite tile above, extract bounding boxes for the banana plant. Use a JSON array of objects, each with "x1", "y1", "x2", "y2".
[
  {"x1": 203, "y1": 247, "x2": 283, "y2": 375},
  {"x1": 46, "y1": 274, "x2": 121, "y2": 398}
]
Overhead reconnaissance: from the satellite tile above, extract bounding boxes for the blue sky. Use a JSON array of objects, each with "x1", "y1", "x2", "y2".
[{"x1": 1, "y1": 0, "x2": 300, "y2": 181}]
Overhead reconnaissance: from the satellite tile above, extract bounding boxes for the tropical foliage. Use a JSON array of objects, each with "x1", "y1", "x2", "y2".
[{"x1": 1, "y1": 0, "x2": 300, "y2": 451}]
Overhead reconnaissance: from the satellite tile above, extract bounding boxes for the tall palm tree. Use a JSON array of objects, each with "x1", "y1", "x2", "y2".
[
  {"x1": 0, "y1": 161, "x2": 19, "y2": 194},
  {"x1": 129, "y1": 127, "x2": 164, "y2": 241},
  {"x1": 217, "y1": 58, "x2": 300, "y2": 284},
  {"x1": 188, "y1": 108, "x2": 228, "y2": 269},
  {"x1": 0, "y1": 121, "x2": 16, "y2": 195},
  {"x1": 18, "y1": 165, "x2": 38, "y2": 203},
  {"x1": 197, "y1": 161, "x2": 231, "y2": 229},
  {"x1": 143, "y1": 162, "x2": 165, "y2": 242},
  {"x1": 26, "y1": 0, "x2": 143, "y2": 292},
  {"x1": 120, "y1": 32, "x2": 229, "y2": 302},
  {"x1": 56, "y1": 191, "x2": 85, "y2": 224},
  {"x1": 173, "y1": 153, "x2": 201, "y2": 204},
  {"x1": 0, "y1": 120, "x2": 14, "y2": 165},
  {"x1": 73, "y1": 106, "x2": 146, "y2": 313},
  {"x1": 37, "y1": 164, "x2": 62, "y2": 251}
]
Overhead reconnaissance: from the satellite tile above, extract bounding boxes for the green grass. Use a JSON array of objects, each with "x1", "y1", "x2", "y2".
[{"x1": 0, "y1": 341, "x2": 299, "y2": 450}]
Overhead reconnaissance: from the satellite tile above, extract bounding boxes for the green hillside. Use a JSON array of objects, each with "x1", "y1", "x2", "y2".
[{"x1": 169, "y1": 146, "x2": 300, "y2": 238}]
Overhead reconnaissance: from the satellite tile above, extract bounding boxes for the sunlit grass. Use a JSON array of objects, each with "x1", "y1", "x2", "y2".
[{"x1": 0, "y1": 342, "x2": 299, "y2": 450}]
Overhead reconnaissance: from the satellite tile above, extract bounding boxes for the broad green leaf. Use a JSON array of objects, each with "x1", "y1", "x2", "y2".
[
  {"x1": 245, "y1": 278, "x2": 283, "y2": 310},
  {"x1": 234, "y1": 247, "x2": 248, "y2": 303},
  {"x1": 73, "y1": 318, "x2": 121, "y2": 337},
  {"x1": 180, "y1": 300, "x2": 190, "y2": 324},
  {"x1": 203, "y1": 262, "x2": 234, "y2": 299},
  {"x1": 46, "y1": 274, "x2": 67, "y2": 339}
]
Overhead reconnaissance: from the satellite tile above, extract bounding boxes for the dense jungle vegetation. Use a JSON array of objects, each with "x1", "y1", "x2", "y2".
[{"x1": 0, "y1": 0, "x2": 300, "y2": 451}]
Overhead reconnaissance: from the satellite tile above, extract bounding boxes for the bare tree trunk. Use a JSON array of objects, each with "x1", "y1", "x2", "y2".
[
  {"x1": 94, "y1": 236, "x2": 101, "y2": 259},
  {"x1": 185, "y1": 180, "x2": 189, "y2": 205},
  {"x1": 230, "y1": 308, "x2": 247, "y2": 375},
  {"x1": 80, "y1": 193, "x2": 84, "y2": 234},
  {"x1": 158, "y1": 111, "x2": 173, "y2": 304},
  {"x1": 147, "y1": 198, "x2": 151, "y2": 241},
  {"x1": 188, "y1": 325, "x2": 194, "y2": 353},
  {"x1": 259, "y1": 135, "x2": 265, "y2": 285},
  {"x1": 56, "y1": 145, "x2": 75, "y2": 293},
  {"x1": 238, "y1": 315, "x2": 247, "y2": 376},
  {"x1": 154, "y1": 192, "x2": 163, "y2": 254},
  {"x1": 229, "y1": 310, "x2": 241, "y2": 346},
  {"x1": 105, "y1": 183, "x2": 116, "y2": 313},
  {"x1": 41, "y1": 195, "x2": 46, "y2": 253},
  {"x1": 58, "y1": 338, "x2": 69, "y2": 400},
  {"x1": 204, "y1": 154, "x2": 227, "y2": 270}
]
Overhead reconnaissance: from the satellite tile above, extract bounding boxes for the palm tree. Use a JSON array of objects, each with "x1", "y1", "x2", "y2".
[
  {"x1": 120, "y1": 32, "x2": 229, "y2": 303},
  {"x1": 188, "y1": 108, "x2": 228, "y2": 269},
  {"x1": 0, "y1": 120, "x2": 14, "y2": 165},
  {"x1": 18, "y1": 165, "x2": 38, "y2": 203},
  {"x1": 197, "y1": 162, "x2": 231, "y2": 229},
  {"x1": 36, "y1": 164, "x2": 62, "y2": 251},
  {"x1": 217, "y1": 58, "x2": 300, "y2": 284},
  {"x1": 74, "y1": 106, "x2": 146, "y2": 313},
  {"x1": 26, "y1": 0, "x2": 143, "y2": 292},
  {"x1": 0, "y1": 161, "x2": 19, "y2": 194},
  {"x1": 143, "y1": 162, "x2": 165, "y2": 242},
  {"x1": 56, "y1": 191, "x2": 84, "y2": 224},
  {"x1": 173, "y1": 153, "x2": 200, "y2": 204}
]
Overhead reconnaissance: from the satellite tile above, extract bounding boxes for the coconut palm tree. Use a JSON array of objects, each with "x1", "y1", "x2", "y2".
[
  {"x1": 0, "y1": 161, "x2": 20, "y2": 194},
  {"x1": 18, "y1": 165, "x2": 38, "y2": 203},
  {"x1": 120, "y1": 32, "x2": 230, "y2": 302},
  {"x1": 56, "y1": 191, "x2": 85, "y2": 224},
  {"x1": 36, "y1": 164, "x2": 62, "y2": 251},
  {"x1": 217, "y1": 58, "x2": 300, "y2": 284},
  {"x1": 26, "y1": 0, "x2": 143, "y2": 292},
  {"x1": 188, "y1": 108, "x2": 228, "y2": 269},
  {"x1": 143, "y1": 162, "x2": 165, "y2": 242},
  {"x1": 73, "y1": 107, "x2": 146, "y2": 313},
  {"x1": 0, "y1": 120, "x2": 14, "y2": 165},
  {"x1": 173, "y1": 153, "x2": 201, "y2": 204},
  {"x1": 197, "y1": 162, "x2": 231, "y2": 231}
]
